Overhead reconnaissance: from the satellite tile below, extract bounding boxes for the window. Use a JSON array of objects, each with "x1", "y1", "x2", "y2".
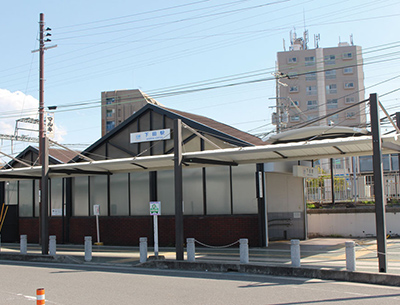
[
  {"x1": 325, "y1": 70, "x2": 336, "y2": 79},
  {"x1": 346, "y1": 112, "x2": 356, "y2": 119},
  {"x1": 290, "y1": 115, "x2": 300, "y2": 122},
  {"x1": 324, "y1": 55, "x2": 335, "y2": 65},
  {"x1": 290, "y1": 100, "x2": 299, "y2": 107},
  {"x1": 307, "y1": 100, "x2": 318, "y2": 110},
  {"x1": 288, "y1": 57, "x2": 297, "y2": 63},
  {"x1": 326, "y1": 84, "x2": 337, "y2": 94},
  {"x1": 105, "y1": 98, "x2": 114, "y2": 105},
  {"x1": 106, "y1": 121, "x2": 115, "y2": 132},
  {"x1": 305, "y1": 56, "x2": 315, "y2": 66},
  {"x1": 344, "y1": 82, "x2": 355, "y2": 89},
  {"x1": 306, "y1": 86, "x2": 317, "y2": 95},
  {"x1": 343, "y1": 52, "x2": 353, "y2": 59},
  {"x1": 343, "y1": 67, "x2": 353, "y2": 74},
  {"x1": 289, "y1": 86, "x2": 299, "y2": 93},
  {"x1": 106, "y1": 109, "x2": 114, "y2": 117},
  {"x1": 305, "y1": 72, "x2": 316, "y2": 81},
  {"x1": 118, "y1": 108, "x2": 122, "y2": 117},
  {"x1": 327, "y1": 99, "x2": 338, "y2": 109},
  {"x1": 345, "y1": 97, "x2": 355, "y2": 103}
]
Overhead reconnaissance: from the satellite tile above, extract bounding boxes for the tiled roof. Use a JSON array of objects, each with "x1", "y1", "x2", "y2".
[
  {"x1": 163, "y1": 107, "x2": 265, "y2": 146},
  {"x1": 48, "y1": 148, "x2": 80, "y2": 163}
]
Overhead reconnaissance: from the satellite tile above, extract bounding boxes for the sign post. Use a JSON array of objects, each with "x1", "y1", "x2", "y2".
[
  {"x1": 93, "y1": 205, "x2": 103, "y2": 245},
  {"x1": 150, "y1": 201, "x2": 161, "y2": 257}
]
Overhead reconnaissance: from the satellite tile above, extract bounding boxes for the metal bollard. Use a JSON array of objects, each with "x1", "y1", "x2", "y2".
[
  {"x1": 345, "y1": 241, "x2": 356, "y2": 272},
  {"x1": 291, "y1": 239, "x2": 301, "y2": 267},
  {"x1": 20, "y1": 235, "x2": 27, "y2": 254},
  {"x1": 240, "y1": 238, "x2": 249, "y2": 264},
  {"x1": 186, "y1": 238, "x2": 195, "y2": 262},
  {"x1": 139, "y1": 237, "x2": 148, "y2": 263},
  {"x1": 84, "y1": 236, "x2": 92, "y2": 262},
  {"x1": 49, "y1": 235, "x2": 56, "y2": 256}
]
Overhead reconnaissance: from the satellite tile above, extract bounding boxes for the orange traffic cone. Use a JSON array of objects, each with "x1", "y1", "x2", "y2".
[{"x1": 36, "y1": 288, "x2": 45, "y2": 304}]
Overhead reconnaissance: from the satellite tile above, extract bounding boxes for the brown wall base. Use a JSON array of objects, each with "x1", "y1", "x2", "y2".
[{"x1": 19, "y1": 215, "x2": 260, "y2": 247}]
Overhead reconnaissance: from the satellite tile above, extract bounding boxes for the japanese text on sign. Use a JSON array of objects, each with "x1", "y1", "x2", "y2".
[{"x1": 130, "y1": 129, "x2": 171, "y2": 143}]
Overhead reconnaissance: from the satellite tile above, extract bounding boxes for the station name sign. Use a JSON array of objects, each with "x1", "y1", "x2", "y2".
[
  {"x1": 130, "y1": 129, "x2": 171, "y2": 143},
  {"x1": 293, "y1": 165, "x2": 318, "y2": 178}
]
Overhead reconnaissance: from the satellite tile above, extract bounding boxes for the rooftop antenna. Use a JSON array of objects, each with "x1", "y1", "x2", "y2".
[
  {"x1": 303, "y1": 30, "x2": 309, "y2": 50},
  {"x1": 350, "y1": 34, "x2": 354, "y2": 45},
  {"x1": 283, "y1": 38, "x2": 286, "y2": 51},
  {"x1": 303, "y1": 9, "x2": 308, "y2": 49},
  {"x1": 290, "y1": 29, "x2": 296, "y2": 45},
  {"x1": 314, "y1": 34, "x2": 320, "y2": 48}
]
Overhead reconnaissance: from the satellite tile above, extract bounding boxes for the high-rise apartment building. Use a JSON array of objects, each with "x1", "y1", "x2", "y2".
[
  {"x1": 275, "y1": 32, "x2": 365, "y2": 131},
  {"x1": 101, "y1": 89, "x2": 163, "y2": 136}
]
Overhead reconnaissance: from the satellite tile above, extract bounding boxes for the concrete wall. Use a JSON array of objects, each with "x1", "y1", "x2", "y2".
[{"x1": 308, "y1": 208, "x2": 400, "y2": 237}]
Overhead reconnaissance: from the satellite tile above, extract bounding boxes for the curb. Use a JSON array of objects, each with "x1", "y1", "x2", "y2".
[
  {"x1": 2, "y1": 252, "x2": 399, "y2": 287},
  {"x1": 138, "y1": 260, "x2": 400, "y2": 287},
  {"x1": 0, "y1": 253, "x2": 80, "y2": 264}
]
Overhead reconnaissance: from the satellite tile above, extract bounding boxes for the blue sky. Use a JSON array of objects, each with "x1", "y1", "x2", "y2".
[{"x1": 1, "y1": 0, "x2": 400, "y2": 156}]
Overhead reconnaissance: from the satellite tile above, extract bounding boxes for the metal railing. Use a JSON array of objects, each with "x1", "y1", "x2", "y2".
[{"x1": 306, "y1": 173, "x2": 400, "y2": 203}]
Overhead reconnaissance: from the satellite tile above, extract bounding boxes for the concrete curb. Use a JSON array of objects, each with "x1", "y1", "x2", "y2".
[
  {"x1": 0, "y1": 253, "x2": 81, "y2": 264},
  {"x1": 138, "y1": 260, "x2": 400, "y2": 287},
  {"x1": 2, "y1": 252, "x2": 399, "y2": 287}
]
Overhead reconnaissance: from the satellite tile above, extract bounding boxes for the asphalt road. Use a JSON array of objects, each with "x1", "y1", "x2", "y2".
[{"x1": 1, "y1": 261, "x2": 400, "y2": 304}]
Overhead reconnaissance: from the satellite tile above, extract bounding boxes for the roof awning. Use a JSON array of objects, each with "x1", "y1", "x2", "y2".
[{"x1": 1, "y1": 134, "x2": 399, "y2": 181}]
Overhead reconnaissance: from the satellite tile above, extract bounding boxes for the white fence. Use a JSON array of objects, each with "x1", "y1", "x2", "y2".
[{"x1": 306, "y1": 173, "x2": 400, "y2": 203}]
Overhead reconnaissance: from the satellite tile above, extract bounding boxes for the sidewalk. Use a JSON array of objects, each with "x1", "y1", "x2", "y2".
[{"x1": 1, "y1": 238, "x2": 400, "y2": 275}]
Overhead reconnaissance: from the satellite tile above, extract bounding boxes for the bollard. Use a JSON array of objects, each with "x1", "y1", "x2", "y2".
[
  {"x1": 345, "y1": 241, "x2": 356, "y2": 272},
  {"x1": 20, "y1": 235, "x2": 27, "y2": 254},
  {"x1": 84, "y1": 236, "x2": 92, "y2": 262},
  {"x1": 240, "y1": 238, "x2": 249, "y2": 264},
  {"x1": 36, "y1": 288, "x2": 45, "y2": 305},
  {"x1": 49, "y1": 235, "x2": 56, "y2": 256},
  {"x1": 139, "y1": 237, "x2": 148, "y2": 263},
  {"x1": 291, "y1": 239, "x2": 301, "y2": 267},
  {"x1": 186, "y1": 238, "x2": 195, "y2": 262}
]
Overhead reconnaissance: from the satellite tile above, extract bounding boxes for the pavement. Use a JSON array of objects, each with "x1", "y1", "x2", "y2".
[{"x1": 1, "y1": 237, "x2": 400, "y2": 286}]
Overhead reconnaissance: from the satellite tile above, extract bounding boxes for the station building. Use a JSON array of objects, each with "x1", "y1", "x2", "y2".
[{"x1": 0, "y1": 103, "x2": 315, "y2": 247}]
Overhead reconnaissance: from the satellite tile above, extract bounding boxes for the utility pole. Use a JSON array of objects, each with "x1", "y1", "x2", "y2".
[
  {"x1": 174, "y1": 119, "x2": 184, "y2": 260},
  {"x1": 369, "y1": 93, "x2": 387, "y2": 273},
  {"x1": 275, "y1": 71, "x2": 281, "y2": 133},
  {"x1": 32, "y1": 13, "x2": 56, "y2": 255},
  {"x1": 271, "y1": 69, "x2": 289, "y2": 134},
  {"x1": 396, "y1": 112, "x2": 400, "y2": 200}
]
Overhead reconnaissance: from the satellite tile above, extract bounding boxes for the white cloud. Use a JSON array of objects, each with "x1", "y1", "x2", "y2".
[
  {"x1": 0, "y1": 89, "x2": 66, "y2": 142},
  {"x1": 0, "y1": 89, "x2": 38, "y2": 135}
]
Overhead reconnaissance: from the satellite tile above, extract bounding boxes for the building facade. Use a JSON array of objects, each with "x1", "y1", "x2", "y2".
[
  {"x1": 101, "y1": 89, "x2": 163, "y2": 136},
  {"x1": 1, "y1": 104, "x2": 308, "y2": 246},
  {"x1": 276, "y1": 33, "x2": 365, "y2": 130}
]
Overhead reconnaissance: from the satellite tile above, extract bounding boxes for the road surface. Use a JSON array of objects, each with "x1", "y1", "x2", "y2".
[{"x1": 0, "y1": 261, "x2": 400, "y2": 304}]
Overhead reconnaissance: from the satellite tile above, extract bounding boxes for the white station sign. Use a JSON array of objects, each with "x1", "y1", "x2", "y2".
[
  {"x1": 130, "y1": 129, "x2": 171, "y2": 143},
  {"x1": 293, "y1": 165, "x2": 318, "y2": 178}
]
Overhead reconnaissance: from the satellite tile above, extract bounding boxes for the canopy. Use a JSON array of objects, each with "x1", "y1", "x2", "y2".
[{"x1": 1, "y1": 134, "x2": 399, "y2": 181}]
